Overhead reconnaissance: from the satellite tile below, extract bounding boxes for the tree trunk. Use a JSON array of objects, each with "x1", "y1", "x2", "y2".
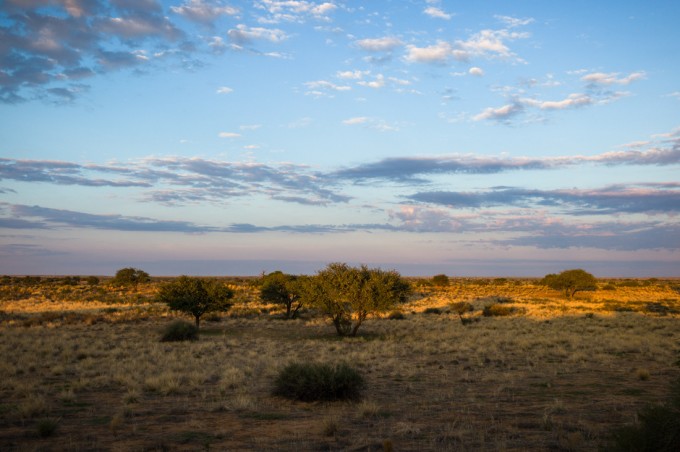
[{"x1": 195, "y1": 315, "x2": 200, "y2": 329}]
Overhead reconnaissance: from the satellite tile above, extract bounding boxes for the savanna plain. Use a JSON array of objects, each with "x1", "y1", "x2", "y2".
[{"x1": 1, "y1": 274, "x2": 679, "y2": 451}]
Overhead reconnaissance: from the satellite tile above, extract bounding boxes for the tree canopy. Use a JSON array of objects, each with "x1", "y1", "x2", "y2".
[
  {"x1": 260, "y1": 271, "x2": 305, "y2": 319},
  {"x1": 112, "y1": 267, "x2": 150, "y2": 286},
  {"x1": 303, "y1": 263, "x2": 411, "y2": 336},
  {"x1": 157, "y1": 276, "x2": 234, "y2": 328},
  {"x1": 542, "y1": 269, "x2": 597, "y2": 299}
]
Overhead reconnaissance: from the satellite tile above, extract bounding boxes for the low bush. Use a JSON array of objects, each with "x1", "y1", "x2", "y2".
[
  {"x1": 36, "y1": 418, "x2": 59, "y2": 438},
  {"x1": 423, "y1": 307, "x2": 442, "y2": 315},
  {"x1": 273, "y1": 362, "x2": 364, "y2": 402},
  {"x1": 605, "y1": 377, "x2": 680, "y2": 451},
  {"x1": 160, "y1": 320, "x2": 199, "y2": 342},
  {"x1": 387, "y1": 310, "x2": 405, "y2": 320},
  {"x1": 482, "y1": 304, "x2": 514, "y2": 317}
]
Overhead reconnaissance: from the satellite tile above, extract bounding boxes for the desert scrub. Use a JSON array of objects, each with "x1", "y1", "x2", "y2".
[
  {"x1": 160, "y1": 319, "x2": 199, "y2": 342},
  {"x1": 273, "y1": 362, "x2": 364, "y2": 402},
  {"x1": 482, "y1": 304, "x2": 515, "y2": 317}
]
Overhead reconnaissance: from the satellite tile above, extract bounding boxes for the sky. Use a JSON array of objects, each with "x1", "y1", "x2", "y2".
[{"x1": 1, "y1": 0, "x2": 679, "y2": 277}]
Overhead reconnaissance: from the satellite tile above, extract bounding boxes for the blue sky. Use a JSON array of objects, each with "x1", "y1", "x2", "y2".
[{"x1": 1, "y1": 0, "x2": 679, "y2": 277}]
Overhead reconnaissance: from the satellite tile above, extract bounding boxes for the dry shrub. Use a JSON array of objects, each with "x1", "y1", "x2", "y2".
[{"x1": 482, "y1": 304, "x2": 515, "y2": 317}]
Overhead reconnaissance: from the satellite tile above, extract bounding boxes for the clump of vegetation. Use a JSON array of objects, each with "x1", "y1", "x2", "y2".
[
  {"x1": 85, "y1": 276, "x2": 100, "y2": 286},
  {"x1": 111, "y1": 267, "x2": 150, "y2": 287},
  {"x1": 260, "y1": 271, "x2": 305, "y2": 319},
  {"x1": 157, "y1": 276, "x2": 234, "y2": 328},
  {"x1": 431, "y1": 274, "x2": 449, "y2": 287},
  {"x1": 423, "y1": 307, "x2": 442, "y2": 315},
  {"x1": 387, "y1": 310, "x2": 405, "y2": 320},
  {"x1": 161, "y1": 320, "x2": 199, "y2": 342},
  {"x1": 303, "y1": 263, "x2": 411, "y2": 337},
  {"x1": 605, "y1": 377, "x2": 680, "y2": 452},
  {"x1": 483, "y1": 304, "x2": 514, "y2": 317},
  {"x1": 541, "y1": 269, "x2": 597, "y2": 298},
  {"x1": 450, "y1": 301, "x2": 474, "y2": 324},
  {"x1": 36, "y1": 418, "x2": 59, "y2": 438},
  {"x1": 273, "y1": 362, "x2": 365, "y2": 402}
]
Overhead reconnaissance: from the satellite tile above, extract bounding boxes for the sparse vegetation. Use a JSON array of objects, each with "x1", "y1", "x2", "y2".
[
  {"x1": 605, "y1": 377, "x2": 680, "y2": 452},
  {"x1": 0, "y1": 274, "x2": 678, "y2": 450}
]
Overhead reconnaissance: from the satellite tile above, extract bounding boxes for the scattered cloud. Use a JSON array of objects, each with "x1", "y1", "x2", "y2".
[
  {"x1": 227, "y1": 24, "x2": 289, "y2": 44},
  {"x1": 581, "y1": 71, "x2": 646, "y2": 86},
  {"x1": 254, "y1": 0, "x2": 338, "y2": 23},
  {"x1": 473, "y1": 102, "x2": 524, "y2": 122},
  {"x1": 171, "y1": 0, "x2": 239, "y2": 25},
  {"x1": 342, "y1": 116, "x2": 398, "y2": 132},
  {"x1": 408, "y1": 184, "x2": 680, "y2": 215},
  {"x1": 216, "y1": 86, "x2": 233, "y2": 94},
  {"x1": 355, "y1": 37, "x2": 403, "y2": 52}
]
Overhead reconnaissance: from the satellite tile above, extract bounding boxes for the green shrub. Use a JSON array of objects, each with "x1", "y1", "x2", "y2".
[
  {"x1": 36, "y1": 418, "x2": 59, "y2": 438},
  {"x1": 160, "y1": 320, "x2": 199, "y2": 342},
  {"x1": 605, "y1": 377, "x2": 680, "y2": 451},
  {"x1": 273, "y1": 362, "x2": 364, "y2": 402},
  {"x1": 387, "y1": 310, "x2": 405, "y2": 320},
  {"x1": 482, "y1": 304, "x2": 514, "y2": 317}
]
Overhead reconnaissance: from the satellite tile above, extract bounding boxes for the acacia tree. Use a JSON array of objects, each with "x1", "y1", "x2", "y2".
[
  {"x1": 260, "y1": 271, "x2": 305, "y2": 319},
  {"x1": 112, "y1": 267, "x2": 150, "y2": 287},
  {"x1": 304, "y1": 263, "x2": 411, "y2": 337},
  {"x1": 157, "y1": 276, "x2": 234, "y2": 328},
  {"x1": 542, "y1": 269, "x2": 597, "y2": 299}
]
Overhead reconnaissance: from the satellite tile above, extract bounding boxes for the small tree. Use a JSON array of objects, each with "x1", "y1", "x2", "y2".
[
  {"x1": 157, "y1": 276, "x2": 234, "y2": 328},
  {"x1": 431, "y1": 274, "x2": 450, "y2": 287},
  {"x1": 112, "y1": 267, "x2": 150, "y2": 287},
  {"x1": 542, "y1": 269, "x2": 597, "y2": 299},
  {"x1": 303, "y1": 263, "x2": 411, "y2": 337},
  {"x1": 260, "y1": 271, "x2": 304, "y2": 319}
]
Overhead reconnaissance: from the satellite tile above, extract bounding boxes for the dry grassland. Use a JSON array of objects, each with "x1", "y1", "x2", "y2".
[{"x1": 0, "y1": 278, "x2": 679, "y2": 451}]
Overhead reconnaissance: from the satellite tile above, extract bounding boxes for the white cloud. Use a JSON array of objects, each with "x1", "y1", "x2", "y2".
[
  {"x1": 667, "y1": 91, "x2": 680, "y2": 100},
  {"x1": 456, "y1": 29, "x2": 529, "y2": 61},
  {"x1": 581, "y1": 71, "x2": 646, "y2": 86},
  {"x1": 218, "y1": 132, "x2": 241, "y2": 138},
  {"x1": 256, "y1": 0, "x2": 338, "y2": 23},
  {"x1": 216, "y1": 86, "x2": 233, "y2": 94},
  {"x1": 530, "y1": 93, "x2": 593, "y2": 110},
  {"x1": 305, "y1": 80, "x2": 351, "y2": 91},
  {"x1": 424, "y1": 6, "x2": 452, "y2": 20},
  {"x1": 468, "y1": 67, "x2": 484, "y2": 77},
  {"x1": 404, "y1": 41, "x2": 453, "y2": 64},
  {"x1": 342, "y1": 116, "x2": 370, "y2": 125},
  {"x1": 355, "y1": 36, "x2": 403, "y2": 52},
  {"x1": 227, "y1": 24, "x2": 288, "y2": 43},
  {"x1": 495, "y1": 15, "x2": 534, "y2": 28},
  {"x1": 336, "y1": 70, "x2": 369, "y2": 80},
  {"x1": 473, "y1": 103, "x2": 523, "y2": 122}
]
